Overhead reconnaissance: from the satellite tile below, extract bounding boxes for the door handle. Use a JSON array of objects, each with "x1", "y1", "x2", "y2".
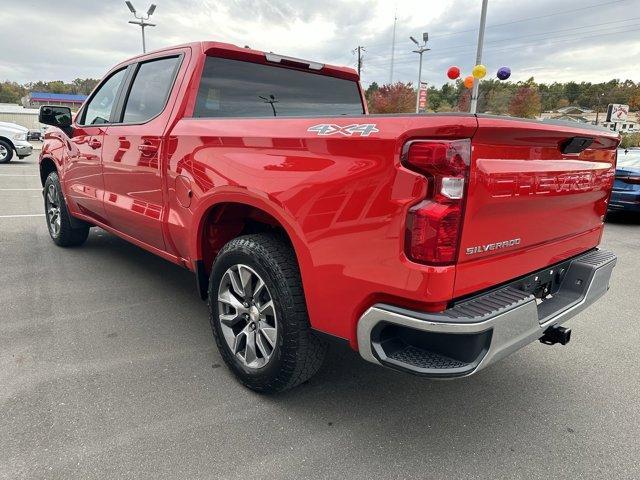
[
  {"x1": 138, "y1": 142, "x2": 158, "y2": 154},
  {"x1": 88, "y1": 139, "x2": 102, "y2": 149}
]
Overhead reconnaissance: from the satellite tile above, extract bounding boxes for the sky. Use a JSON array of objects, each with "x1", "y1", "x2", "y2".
[{"x1": 1, "y1": 0, "x2": 639, "y2": 87}]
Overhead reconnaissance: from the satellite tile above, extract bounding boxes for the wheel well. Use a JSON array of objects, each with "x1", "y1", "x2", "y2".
[
  {"x1": 199, "y1": 203, "x2": 292, "y2": 276},
  {"x1": 40, "y1": 158, "x2": 57, "y2": 186},
  {"x1": 0, "y1": 136, "x2": 16, "y2": 151}
]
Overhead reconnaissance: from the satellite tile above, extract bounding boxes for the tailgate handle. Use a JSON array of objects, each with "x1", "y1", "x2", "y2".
[{"x1": 560, "y1": 136, "x2": 593, "y2": 154}]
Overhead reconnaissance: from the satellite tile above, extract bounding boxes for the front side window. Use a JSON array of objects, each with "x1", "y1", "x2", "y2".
[
  {"x1": 122, "y1": 56, "x2": 180, "y2": 123},
  {"x1": 82, "y1": 69, "x2": 126, "y2": 125},
  {"x1": 194, "y1": 56, "x2": 364, "y2": 118}
]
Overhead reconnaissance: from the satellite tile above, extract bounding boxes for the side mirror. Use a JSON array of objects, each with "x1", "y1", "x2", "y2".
[{"x1": 39, "y1": 105, "x2": 73, "y2": 129}]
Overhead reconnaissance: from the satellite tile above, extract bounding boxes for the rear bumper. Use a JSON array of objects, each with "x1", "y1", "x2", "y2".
[{"x1": 357, "y1": 249, "x2": 616, "y2": 378}]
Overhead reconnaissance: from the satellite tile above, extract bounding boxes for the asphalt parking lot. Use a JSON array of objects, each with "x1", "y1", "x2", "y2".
[{"x1": 1, "y1": 151, "x2": 639, "y2": 480}]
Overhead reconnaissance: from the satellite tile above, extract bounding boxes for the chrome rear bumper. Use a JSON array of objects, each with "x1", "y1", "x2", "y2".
[{"x1": 357, "y1": 249, "x2": 617, "y2": 378}]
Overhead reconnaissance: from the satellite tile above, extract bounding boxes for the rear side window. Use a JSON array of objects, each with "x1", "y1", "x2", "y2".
[
  {"x1": 122, "y1": 56, "x2": 180, "y2": 123},
  {"x1": 82, "y1": 69, "x2": 126, "y2": 125},
  {"x1": 193, "y1": 56, "x2": 364, "y2": 118}
]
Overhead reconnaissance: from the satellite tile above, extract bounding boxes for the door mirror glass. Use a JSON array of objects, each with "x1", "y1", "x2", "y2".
[{"x1": 39, "y1": 106, "x2": 72, "y2": 128}]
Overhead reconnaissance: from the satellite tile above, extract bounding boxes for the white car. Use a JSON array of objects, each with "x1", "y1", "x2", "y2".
[{"x1": 0, "y1": 121, "x2": 33, "y2": 163}]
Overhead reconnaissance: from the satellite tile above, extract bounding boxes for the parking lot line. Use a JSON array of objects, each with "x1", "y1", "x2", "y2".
[
  {"x1": 0, "y1": 214, "x2": 45, "y2": 218},
  {"x1": 0, "y1": 188, "x2": 42, "y2": 191},
  {"x1": 0, "y1": 174, "x2": 39, "y2": 176}
]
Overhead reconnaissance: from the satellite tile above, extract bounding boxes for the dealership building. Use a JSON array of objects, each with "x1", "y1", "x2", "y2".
[{"x1": 21, "y1": 92, "x2": 87, "y2": 110}]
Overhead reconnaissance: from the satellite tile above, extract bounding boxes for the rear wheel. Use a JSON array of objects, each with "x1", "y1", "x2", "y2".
[
  {"x1": 44, "y1": 171, "x2": 90, "y2": 247},
  {"x1": 208, "y1": 234, "x2": 327, "y2": 393},
  {"x1": 0, "y1": 140, "x2": 13, "y2": 164}
]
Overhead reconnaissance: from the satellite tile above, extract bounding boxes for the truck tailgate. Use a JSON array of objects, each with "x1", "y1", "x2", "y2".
[{"x1": 454, "y1": 116, "x2": 618, "y2": 298}]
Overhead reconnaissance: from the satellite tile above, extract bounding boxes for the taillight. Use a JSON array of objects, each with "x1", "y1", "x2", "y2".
[{"x1": 403, "y1": 139, "x2": 471, "y2": 265}]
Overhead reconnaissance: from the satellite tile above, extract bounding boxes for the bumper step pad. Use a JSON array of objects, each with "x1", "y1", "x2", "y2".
[{"x1": 387, "y1": 345, "x2": 469, "y2": 370}]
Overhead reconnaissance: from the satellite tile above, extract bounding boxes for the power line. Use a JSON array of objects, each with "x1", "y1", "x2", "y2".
[
  {"x1": 361, "y1": 25, "x2": 640, "y2": 77},
  {"x1": 362, "y1": 0, "x2": 630, "y2": 49},
  {"x1": 365, "y1": 17, "x2": 640, "y2": 64},
  {"x1": 433, "y1": 0, "x2": 630, "y2": 38},
  {"x1": 364, "y1": 21, "x2": 640, "y2": 67}
]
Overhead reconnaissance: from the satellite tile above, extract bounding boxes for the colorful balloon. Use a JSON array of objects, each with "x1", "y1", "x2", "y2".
[
  {"x1": 463, "y1": 75, "x2": 474, "y2": 89},
  {"x1": 497, "y1": 66, "x2": 511, "y2": 80},
  {"x1": 447, "y1": 66, "x2": 460, "y2": 80},
  {"x1": 472, "y1": 64, "x2": 487, "y2": 79}
]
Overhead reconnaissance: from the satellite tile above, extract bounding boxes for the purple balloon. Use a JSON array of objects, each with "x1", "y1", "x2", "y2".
[{"x1": 497, "y1": 67, "x2": 511, "y2": 80}]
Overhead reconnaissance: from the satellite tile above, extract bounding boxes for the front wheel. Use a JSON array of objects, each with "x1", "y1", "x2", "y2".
[
  {"x1": 208, "y1": 234, "x2": 327, "y2": 393},
  {"x1": 44, "y1": 171, "x2": 90, "y2": 247},
  {"x1": 0, "y1": 140, "x2": 13, "y2": 164}
]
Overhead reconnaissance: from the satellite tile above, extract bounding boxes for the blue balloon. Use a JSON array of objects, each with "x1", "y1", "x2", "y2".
[{"x1": 497, "y1": 67, "x2": 511, "y2": 80}]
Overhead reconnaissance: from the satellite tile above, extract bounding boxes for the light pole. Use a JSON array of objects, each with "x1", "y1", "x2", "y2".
[
  {"x1": 410, "y1": 33, "x2": 429, "y2": 114},
  {"x1": 470, "y1": 0, "x2": 488, "y2": 114},
  {"x1": 125, "y1": 1, "x2": 157, "y2": 53}
]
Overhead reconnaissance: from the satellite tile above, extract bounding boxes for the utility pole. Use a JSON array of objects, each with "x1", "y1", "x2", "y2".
[
  {"x1": 410, "y1": 33, "x2": 430, "y2": 114},
  {"x1": 470, "y1": 0, "x2": 489, "y2": 114},
  {"x1": 389, "y1": 9, "x2": 397, "y2": 84},
  {"x1": 595, "y1": 91, "x2": 605, "y2": 125},
  {"x1": 353, "y1": 46, "x2": 365, "y2": 77},
  {"x1": 125, "y1": 1, "x2": 157, "y2": 53}
]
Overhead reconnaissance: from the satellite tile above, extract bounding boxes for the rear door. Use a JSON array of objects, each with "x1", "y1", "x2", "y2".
[
  {"x1": 454, "y1": 117, "x2": 618, "y2": 298},
  {"x1": 101, "y1": 54, "x2": 183, "y2": 251}
]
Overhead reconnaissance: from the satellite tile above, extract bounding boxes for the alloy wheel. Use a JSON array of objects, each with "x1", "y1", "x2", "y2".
[
  {"x1": 217, "y1": 264, "x2": 278, "y2": 369},
  {"x1": 0, "y1": 144, "x2": 7, "y2": 161},
  {"x1": 45, "y1": 183, "x2": 61, "y2": 237}
]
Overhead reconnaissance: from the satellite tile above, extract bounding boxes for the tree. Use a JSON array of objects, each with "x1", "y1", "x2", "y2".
[
  {"x1": 620, "y1": 132, "x2": 640, "y2": 149},
  {"x1": 564, "y1": 81, "x2": 580, "y2": 103},
  {"x1": 0, "y1": 81, "x2": 26, "y2": 104},
  {"x1": 629, "y1": 91, "x2": 640, "y2": 111},
  {"x1": 456, "y1": 89, "x2": 471, "y2": 112},
  {"x1": 509, "y1": 85, "x2": 541, "y2": 118},
  {"x1": 435, "y1": 100, "x2": 453, "y2": 112},
  {"x1": 364, "y1": 82, "x2": 379, "y2": 102},
  {"x1": 368, "y1": 82, "x2": 416, "y2": 114}
]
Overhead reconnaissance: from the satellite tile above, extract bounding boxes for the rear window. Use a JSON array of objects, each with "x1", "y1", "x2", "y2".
[{"x1": 193, "y1": 56, "x2": 363, "y2": 118}]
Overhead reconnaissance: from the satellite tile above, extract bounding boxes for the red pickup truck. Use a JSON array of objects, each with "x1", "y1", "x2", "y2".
[{"x1": 38, "y1": 41, "x2": 618, "y2": 392}]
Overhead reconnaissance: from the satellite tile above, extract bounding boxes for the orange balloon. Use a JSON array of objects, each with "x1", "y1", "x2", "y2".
[{"x1": 464, "y1": 75, "x2": 474, "y2": 89}]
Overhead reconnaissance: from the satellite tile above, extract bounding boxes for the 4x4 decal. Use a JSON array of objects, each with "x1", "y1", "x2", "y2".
[{"x1": 307, "y1": 123, "x2": 379, "y2": 137}]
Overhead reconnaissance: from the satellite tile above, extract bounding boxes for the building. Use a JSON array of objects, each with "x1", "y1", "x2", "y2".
[
  {"x1": 0, "y1": 103, "x2": 42, "y2": 130},
  {"x1": 538, "y1": 106, "x2": 639, "y2": 133},
  {"x1": 22, "y1": 92, "x2": 87, "y2": 110}
]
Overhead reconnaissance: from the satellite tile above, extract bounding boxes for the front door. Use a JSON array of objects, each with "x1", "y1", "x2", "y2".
[
  {"x1": 65, "y1": 68, "x2": 127, "y2": 222},
  {"x1": 101, "y1": 55, "x2": 182, "y2": 251}
]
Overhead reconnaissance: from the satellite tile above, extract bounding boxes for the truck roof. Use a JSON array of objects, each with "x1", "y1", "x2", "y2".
[{"x1": 116, "y1": 41, "x2": 360, "y2": 82}]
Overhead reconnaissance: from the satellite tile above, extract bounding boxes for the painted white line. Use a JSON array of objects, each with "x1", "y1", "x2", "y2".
[
  {"x1": 0, "y1": 214, "x2": 45, "y2": 218},
  {"x1": 0, "y1": 174, "x2": 39, "y2": 177},
  {"x1": 0, "y1": 188, "x2": 42, "y2": 191}
]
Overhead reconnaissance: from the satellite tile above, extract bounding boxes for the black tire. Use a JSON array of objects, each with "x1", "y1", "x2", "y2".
[
  {"x1": 44, "y1": 171, "x2": 90, "y2": 247},
  {"x1": 208, "y1": 234, "x2": 327, "y2": 393},
  {"x1": 0, "y1": 139, "x2": 13, "y2": 164}
]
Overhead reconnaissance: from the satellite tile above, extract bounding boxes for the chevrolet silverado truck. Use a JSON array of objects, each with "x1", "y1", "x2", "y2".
[{"x1": 38, "y1": 42, "x2": 619, "y2": 392}]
